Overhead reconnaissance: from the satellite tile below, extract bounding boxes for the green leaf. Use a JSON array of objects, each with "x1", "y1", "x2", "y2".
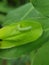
[
  {"x1": 0, "y1": 20, "x2": 43, "y2": 49},
  {"x1": 0, "y1": 2, "x2": 14, "y2": 13},
  {"x1": 0, "y1": 3, "x2": 49, "y2": 59},
  {"x1": 0, "y1": 18, "x2": 49, "y2": 59},
  {"x1": 0, "y1": 15, "x2": 6, "y2": 22},
  {"x1": 31, "y1": 0, "x2": 49, "y2": 17},
  {"x1": 33, "y1": 40, "x2": 49, "y2": 65},
  {"x1": 3, "y1": 3, "x2": 43, "y2": 26}
]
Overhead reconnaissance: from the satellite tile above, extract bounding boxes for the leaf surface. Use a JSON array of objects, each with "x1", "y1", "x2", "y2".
[
  {"x1": 33, "y1": 41, "x2": 49, "y2": 65},
  {"x1": 3, "y1": 3, "x2": 43, "y2": 26},
  {"x1": 0, "y1": 3, "x2": 49, "y2": 59},
  {"x1": 32, "y1": 0, "x2": 49, "y2": 17}
]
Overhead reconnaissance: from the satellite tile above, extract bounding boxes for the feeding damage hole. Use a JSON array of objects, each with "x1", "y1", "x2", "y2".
[
  {"x1": 0, "y1": 24, "x2": 3, "y2": 29},
  {"x1": 0, "y1": 0, "x2": 3, "y2": 2},
  {"x1": 0, "y1": 39, "x2": 2, "y2": 41},
  {"x1": 7, "y1": 0, "x2": 29, "y2": 6},
  {"x1": 0, "y1": 11, "x2": 7, "y2": 16}
]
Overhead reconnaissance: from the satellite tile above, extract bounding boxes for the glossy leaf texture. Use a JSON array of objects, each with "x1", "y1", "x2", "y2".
[{"x1": 31, "y1": 0, "x2": 49, "y2": 17}]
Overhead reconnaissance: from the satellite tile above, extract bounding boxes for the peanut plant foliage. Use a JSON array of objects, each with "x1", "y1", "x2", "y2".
[{"x1": 0, "y1": 0, "x2": 49, "y2": 65}]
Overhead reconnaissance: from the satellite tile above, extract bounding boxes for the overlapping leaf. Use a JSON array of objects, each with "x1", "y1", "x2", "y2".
[
  {"x1": 0, "y1": 2, "x2": 14, "y2": 13},
  {"x1": 0, "y1": 20, "x2": 43, "y2": 49},
  {"x1": 3, "y1": 3, "x2": 43, "y2": 26},
  {"x1": 33, "y1": 40, "x2": 49, "y2": 65},
  {"x1": 31, "y1": 0, "x2": 49, "y2": 17}
]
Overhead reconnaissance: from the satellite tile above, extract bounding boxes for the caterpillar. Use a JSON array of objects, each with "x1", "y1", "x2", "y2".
[{"x1": 17, "y1": 24, "x2": 32, "y2": 31}]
